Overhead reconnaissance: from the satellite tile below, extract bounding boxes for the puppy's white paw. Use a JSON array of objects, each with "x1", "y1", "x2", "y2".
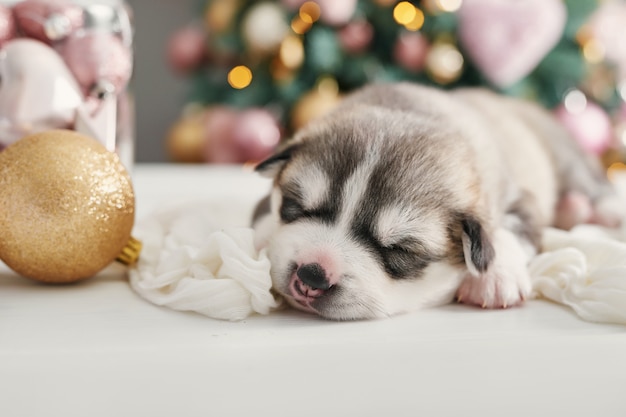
[
  {"x1": 456, "y1": 228, "x2": 532, "y2": 309},
  {"x1": 456, "y1": 265, "x2": 531, "y2": 309}
]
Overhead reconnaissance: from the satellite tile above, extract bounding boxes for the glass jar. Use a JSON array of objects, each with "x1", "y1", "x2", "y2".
[{"x1": 0, "y1": 0, "x2": 134, "y2": 169}]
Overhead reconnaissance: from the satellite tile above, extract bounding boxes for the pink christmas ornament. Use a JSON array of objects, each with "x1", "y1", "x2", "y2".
[
  {"x1": 166, "y1": 25, "x2": 207, "y2": 74},
  {"x1": 204, "y1": 108, "x2": 280, "y2": 163},
  {"x1": 0, "y1": 5, "x2": 15, "y2": 46},
  {"x1": 555, "y1": 101, "x2": 613, "y2": 156},
  {"x1": 0, "y1": 38, "x2": 83, "y2": 146},
  {"x1": 202, "y1": 107, "x2": 239, "y2": 163},
  {"x1": 338, "y1": 20, "x2": 373, "y2": 54},
  {"x1": 60, "y1": 31, "x2": 132, "y2": 95},
  {"x1": 458, "y1": 0, "x2": 566, "y2": 87},
  {"x1": 393, "y1": 31, "x2": 429, "y2": 73},
  {"x1": 13, "y1": 0, "x2": 84, "y2": 43},
  {"x1": 230, "y1": 109, "x2": 281, "y2": 162}
]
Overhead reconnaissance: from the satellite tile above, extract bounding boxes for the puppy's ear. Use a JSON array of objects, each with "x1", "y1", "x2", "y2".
[
  {"x1": 460, "y1": 215, "x2": 495, "y2": 276},
  {"x1": 255, "y1": 144, "x2": 299, "y2": 178}
]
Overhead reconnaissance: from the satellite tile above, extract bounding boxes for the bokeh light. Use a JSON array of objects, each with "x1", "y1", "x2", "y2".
[
  {"x1": 564, "y1": 89, "x2": 587, "y2": 114},
  {"x1": 300, "y1": 1, "x2": 321, "y2": 23},
  {"x1": 404, "y1": 7, "x2": 425, "y2": 31},
  {"x1": 608, "y1": 162, "x2": 626, "y2": 182},
  {"x1": 582, "y1": 39, "x2": 606, "y2": 64},
  {"x1": 291, "y1": 16, "x2": 312, "y2": 34},
  {"x1": 426, "y1": 43, "x2": 464, "y2": 84},
  {"x1": 280, "y1": 35, "x2": 305, "y2": 69},
  {"x1": 393, "y1": 2, "x2": 417, "y2": 25},
  {"x1": 436, "y1": 0, "x2": 463, "y2": 13},
  {"x1": 228, "y1": 65, "x2": 253, "y2": 89}
]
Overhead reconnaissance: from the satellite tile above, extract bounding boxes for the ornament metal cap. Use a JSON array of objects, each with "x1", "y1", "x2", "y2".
[{"x1": 116, "y1": 236, "x2": 142, "y2": 266}]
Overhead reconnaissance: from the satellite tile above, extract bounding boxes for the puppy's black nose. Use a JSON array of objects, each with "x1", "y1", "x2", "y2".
[{"x1": 296, "y1": 263, "x2": 331, "y2": 290}]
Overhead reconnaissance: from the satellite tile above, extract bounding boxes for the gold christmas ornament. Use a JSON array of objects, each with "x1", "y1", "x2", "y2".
[
  {"x1": 0, "y1": 130, "x2": 139, "y2": 283},
  {"x1": 166, "y1": 113, "x2": 207, "y2": 163},
  {"x1": 291, "y1": 78, "x2": 342, "y2": 130}
]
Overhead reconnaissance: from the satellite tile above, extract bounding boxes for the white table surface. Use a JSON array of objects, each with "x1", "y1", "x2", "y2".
[{"x1": 2, "y1": 164, "x2": 625, "y2": 417}]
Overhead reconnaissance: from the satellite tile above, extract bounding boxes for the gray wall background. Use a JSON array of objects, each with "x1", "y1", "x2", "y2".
[{"x1": 127, "y1": 0, "x2": 197, "y2": 162}]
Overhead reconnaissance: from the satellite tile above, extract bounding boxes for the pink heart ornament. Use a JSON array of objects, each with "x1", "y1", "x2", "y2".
[{"x1": 458, "y1": 0, "x2": 567, "y2": 88}]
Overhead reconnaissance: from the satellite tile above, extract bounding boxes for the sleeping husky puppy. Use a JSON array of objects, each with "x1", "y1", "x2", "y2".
[{"x1": 253, "y1": 82, "x2": 622, "y2": 320}]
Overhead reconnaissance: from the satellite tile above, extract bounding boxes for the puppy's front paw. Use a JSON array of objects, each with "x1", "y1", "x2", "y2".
[
  {"x1": 456, "y1": 265, "x2": 531, "y2": 309},
  {"x1": 456, "y1": 228, "x2": 532, "y2": 309}
]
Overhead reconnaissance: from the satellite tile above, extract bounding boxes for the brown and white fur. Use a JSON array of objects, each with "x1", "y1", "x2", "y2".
[{"x1": 253, "y1": 82, "x2": 622, "y2": 320}]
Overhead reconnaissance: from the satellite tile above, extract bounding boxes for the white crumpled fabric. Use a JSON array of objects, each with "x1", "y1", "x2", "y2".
[
  {"x1": 129, "y1": 199, "x2": 626, "y2": 324},
  {"x1": 529, "y1": 225, "x2": 626, "y2": 325},
  {"x1": 129, "y1": 201, "x2": 280, "y2": 321}
]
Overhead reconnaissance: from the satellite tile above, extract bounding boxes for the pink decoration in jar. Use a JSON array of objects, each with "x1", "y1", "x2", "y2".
[
  {"x1": 0, "y1": 38, "x2": 83, "y2": 146},
  {"x1": 0, "y1": 5, "x2": 15, "y2": 46},
  {"x1": 59, "y1": 31, "x2": 133, "y2": 96},
  {"x1": 13, "y1": 0, "x2": 84, "y2": 43}
]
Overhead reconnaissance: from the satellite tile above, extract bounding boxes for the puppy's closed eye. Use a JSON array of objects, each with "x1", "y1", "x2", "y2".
[
  {"x1": 379, "y1": 240, "x2": 438, "y2": 279},
  {"x1": 280, "y1": 196, "x2": 304, "y2": 223},
  {"x1": 279, "y1": 183, "x2": 337, "y2": 224}
]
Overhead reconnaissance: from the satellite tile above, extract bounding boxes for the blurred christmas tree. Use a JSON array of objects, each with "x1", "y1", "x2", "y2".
[{"x1": 166, "y1": 0, "x2": 626, "y2": 171}]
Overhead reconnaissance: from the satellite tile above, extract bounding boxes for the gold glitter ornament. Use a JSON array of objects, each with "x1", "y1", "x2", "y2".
[
  {"x1": 0, "y1": 130, "x2": 138, "y2": 283},
  {"x1": 166, "y1": 112, "x2": 206, "y2": 163}
]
